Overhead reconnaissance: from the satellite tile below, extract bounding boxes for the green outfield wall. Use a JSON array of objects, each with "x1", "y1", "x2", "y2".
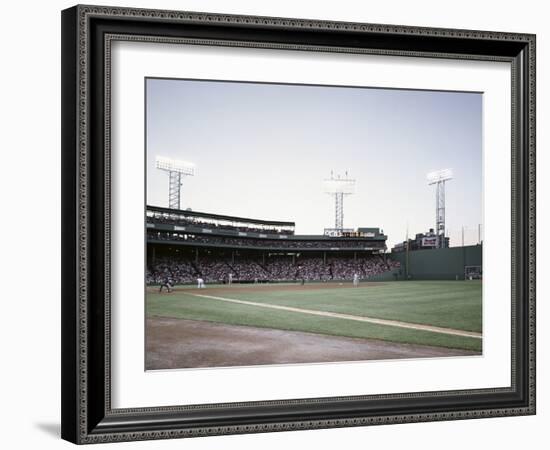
[
  {"x1": 389, "y1": 244, "x2": 482, "y2": 280},
  {"x1": 366, "y1": 268, "x2": 401, "y2": 281}
]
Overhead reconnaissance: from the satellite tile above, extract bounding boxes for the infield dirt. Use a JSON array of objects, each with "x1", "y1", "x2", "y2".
[{"x1": 146, "y1": 317, "x2": 479, "y2": 370}]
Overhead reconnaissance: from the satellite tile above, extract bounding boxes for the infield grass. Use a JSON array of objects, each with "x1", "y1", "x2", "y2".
[{"x1": 146, "y1": 281, "x2": 482, "y2": 352}]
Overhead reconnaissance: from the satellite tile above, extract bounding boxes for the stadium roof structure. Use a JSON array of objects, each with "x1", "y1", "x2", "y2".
[{"x1": 147, "y1": 205, "x2": 295, "y2": 227}]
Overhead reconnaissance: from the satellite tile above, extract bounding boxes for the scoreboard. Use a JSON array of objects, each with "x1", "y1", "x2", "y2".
[{"x1": 323, "y1": 228, "x2": 376, "y2": 238}]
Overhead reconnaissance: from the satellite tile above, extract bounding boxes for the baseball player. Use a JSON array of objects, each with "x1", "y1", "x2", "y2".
[{"x1": 159, "y1": 276, "x2": 173, "y2": 293}]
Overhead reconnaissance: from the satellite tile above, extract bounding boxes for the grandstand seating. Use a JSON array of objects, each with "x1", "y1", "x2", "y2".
[{"x1": 147, "y1": 254, "x2": 400, "y2": 284}]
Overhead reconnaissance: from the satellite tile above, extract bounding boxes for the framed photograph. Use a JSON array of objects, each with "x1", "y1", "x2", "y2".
[{"x1": 61, "y1": 5, "x2": 536, "y2": 444}]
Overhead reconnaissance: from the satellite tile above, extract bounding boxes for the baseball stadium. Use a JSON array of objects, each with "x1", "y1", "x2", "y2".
[
  {"x1": 144, "y1": 80, "x2": 483, "y2": 370},
  {"x1": 145, "y1": 181, "x2": 483, "y2": 369}
]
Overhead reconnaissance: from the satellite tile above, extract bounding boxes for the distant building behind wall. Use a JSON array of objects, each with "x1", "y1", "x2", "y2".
[{"x1": 392, "y1": 228, "x2": 449, "y2": 253}]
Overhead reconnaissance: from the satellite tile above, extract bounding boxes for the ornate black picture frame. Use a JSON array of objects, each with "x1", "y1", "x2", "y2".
[{"x1": 61, "y1": 4, "x2": 536, "y2": 444}]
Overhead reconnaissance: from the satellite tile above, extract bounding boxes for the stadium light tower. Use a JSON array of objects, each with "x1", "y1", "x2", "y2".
[
  {"x1": 324, "y1": 171, "x2": 356, "y2": 230},
  {"x1": 427, "y1": 168, "x2": 453, "y2": 248},
  {"x1": 156, "y1": 156, "x2": 195, "y2": 210}
]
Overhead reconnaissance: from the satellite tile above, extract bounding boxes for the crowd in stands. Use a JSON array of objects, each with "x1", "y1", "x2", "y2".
[
  {"x1": 146, "y1": 259, "x2": 196, "y2": 285},
  {"x1": 147, "y1": 214, "x2": 293, "y2": 235},
  {"x1": 146, "y1": 254, "x2": 400, "y2": 285},
  {"x1": 147, "y1": 231, "x2": 384, "y2": 250}
]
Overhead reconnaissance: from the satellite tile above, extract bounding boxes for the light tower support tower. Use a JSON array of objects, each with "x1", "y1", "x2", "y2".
[
  {"x1": 427, "y1": 168, "x2": 453, "y2": 248},
  {"x1": 324, "y1": 171, "x2": 356, "y2": 230},
  {"x1": 155, "y1": 156, "x2": 195, "y2": 210}
]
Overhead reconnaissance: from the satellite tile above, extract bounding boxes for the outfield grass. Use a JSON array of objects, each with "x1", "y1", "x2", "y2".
[{"x1": 146, "y1": 281, "x2": 482, "y2": 352}]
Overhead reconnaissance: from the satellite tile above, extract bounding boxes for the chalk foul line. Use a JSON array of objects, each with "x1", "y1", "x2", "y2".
[{"x1": 188, "y1": 293, "x2": 482, "y2": 339}]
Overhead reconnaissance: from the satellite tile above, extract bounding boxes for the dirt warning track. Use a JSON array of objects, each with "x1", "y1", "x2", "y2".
[
  {"x1": 157, "y1": 281, "x2": 387, "y2": 296},
  {"x1": 146, "y1": 317, "x2": 479, "y2": 370}
]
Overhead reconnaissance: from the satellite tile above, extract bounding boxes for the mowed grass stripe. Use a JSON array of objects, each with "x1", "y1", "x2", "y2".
[
  {"x1": 189, "y1": 293, "x2": 481, "y2": 339},
  {"x1": 203, "y1": 281, "x2": 482, "y2": 333}
]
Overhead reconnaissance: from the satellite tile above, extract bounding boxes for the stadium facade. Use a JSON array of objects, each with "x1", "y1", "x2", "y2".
[{"x1": 146, "y1": 205, "x2": 398, "y2": 285}]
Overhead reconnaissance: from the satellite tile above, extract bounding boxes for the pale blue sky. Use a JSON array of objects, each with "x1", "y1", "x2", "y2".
[{"x1": 146, "y1": 78, "x2": 482, "y2": 248}]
